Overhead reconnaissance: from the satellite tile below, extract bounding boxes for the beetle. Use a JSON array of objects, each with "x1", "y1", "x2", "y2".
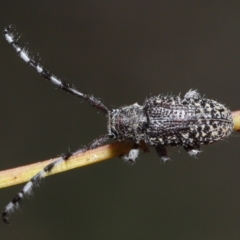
[{"x1": 2, "y1": 25, "x2": 233, "y2": 224}]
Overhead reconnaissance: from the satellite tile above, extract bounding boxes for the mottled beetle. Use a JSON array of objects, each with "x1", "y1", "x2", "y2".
[{"x1": 2, "y1": 25, "x2": 234, "y2": 224}]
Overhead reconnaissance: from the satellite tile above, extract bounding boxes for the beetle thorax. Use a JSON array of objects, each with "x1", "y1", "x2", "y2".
[{"x1": 108, "y1": 103, "x2": 147, "y2": 142}]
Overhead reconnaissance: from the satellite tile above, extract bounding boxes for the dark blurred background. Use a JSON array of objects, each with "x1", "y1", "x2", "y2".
[{"x1": 0, "y1": 1, "x2": 240, "y2": 239}]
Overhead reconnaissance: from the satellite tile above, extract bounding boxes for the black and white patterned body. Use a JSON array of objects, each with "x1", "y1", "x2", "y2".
[
  {"x1": 108, "y1": 90, "x2": 233, "y2": 160},
  {"x1": 2, "y1": 25, "x2": 234, "y2": 224},
  {"x1": 145, "y1": 91, "x2": 233, "y2": 151}
]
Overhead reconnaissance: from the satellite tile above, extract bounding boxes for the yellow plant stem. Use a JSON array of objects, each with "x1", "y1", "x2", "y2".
[
  {"x1": 232, "y1": 110, "x2": 240, "y2": 131},
  {"x1": 0, "y1": 142, "x2": 139, "y2": 189}
]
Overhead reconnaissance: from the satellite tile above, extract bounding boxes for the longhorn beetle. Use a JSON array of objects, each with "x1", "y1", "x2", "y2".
[{"x1": 2, "y1": 25, "x2": 234, "y2": 224}]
